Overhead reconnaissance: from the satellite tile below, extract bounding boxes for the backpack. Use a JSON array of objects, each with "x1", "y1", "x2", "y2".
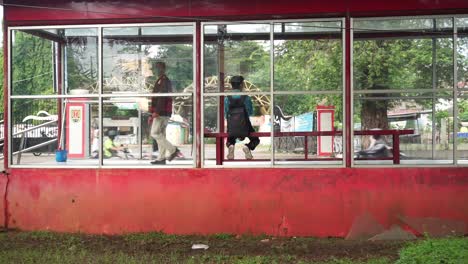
[{"x1": 227, "y1": 96, "x2": 250, "y2": 138}]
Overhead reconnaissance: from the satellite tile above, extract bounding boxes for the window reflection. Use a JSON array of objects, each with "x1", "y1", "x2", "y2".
[
  {"x1": 102, "y1": 26, "x2": 194, "y2": 94},
  {"x1": 11, "y1": 28, "x2": 99, "y2": 95},
  {"x1": 102, "y1": 96, "x2": 193, "y2": 166},
  {"x1": 273, "y1": 94, "x2": 343, "y2": 165},
  {"x1": 204, "y1": 24, "x2": 271, "y2": 93},
  {"x1": 12, "y1": 30, "x2": 55, "y2": 95},
  {"x1": 10, "y1": 98, "x2": 99, "y2": 166},
  {"x1": 353, "y1": 18, "x2": 455, "y2": 165},
  {"x1": 203, "y1": 21, "x2": 344, "y2": 166},
  {"x1": 457, "y1": 18, "x2": 468, "y2": 164},
  {"x1": 9, "y1": 25, "x2": 195, "y2": 167},
  {"x1": 65, "y1": 28, "x2": 99, "y2": 94}
]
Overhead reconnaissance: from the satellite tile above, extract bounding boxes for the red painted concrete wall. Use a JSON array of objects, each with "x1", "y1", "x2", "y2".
[
  {"x1": 5, "y1": 168, "x2": 468, "y2": 235},
  {"x1": 4, "y1": 0, "x2": 468, "y2": 24},
  {"x1": 0, "y1": 176, "x2": 6, "y2": 228}
]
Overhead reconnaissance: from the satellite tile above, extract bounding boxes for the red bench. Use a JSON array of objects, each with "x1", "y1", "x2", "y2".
[{"x1": 204, "y1": 129, "x2": 414, "y2": 165}]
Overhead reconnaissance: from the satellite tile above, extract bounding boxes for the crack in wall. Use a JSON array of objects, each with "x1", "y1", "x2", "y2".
[{"x1": 2, "y1": 171, "x2": 10, "y2": 229}]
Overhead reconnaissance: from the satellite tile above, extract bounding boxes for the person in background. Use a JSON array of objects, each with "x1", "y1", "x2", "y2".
[
  {"x1": 224, "y1": 75, "x2": 260, "y2": 160},
  {"x1": 90, "y1": 124, "x2": 100, "y2": 159},
  {"x1": 152, "y1": 139, "x2": 159, "y2": 157},
  {"x1": 146, "y1": 114, "x2": 159, "y2": 158},
  {"x1": 103, "y1": 130, "x2": 124, "y2": 159},
  {"x1": 149, "y1": 61, "x2": 181, "y2": 165},
  {"x1": 357, "y1": 129, "x2": 390, "y2": 158}
]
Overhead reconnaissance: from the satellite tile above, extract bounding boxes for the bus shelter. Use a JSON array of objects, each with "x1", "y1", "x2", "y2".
[{"x1": 0, "y1": 0, "x2": 467, "y2": 236}]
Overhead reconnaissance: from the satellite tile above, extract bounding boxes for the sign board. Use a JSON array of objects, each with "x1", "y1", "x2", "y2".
[
  {"x1": 294, "y1": 112, "x2": 314, "y2": 132},
  {"x1": 316, "y1": 106, "x2": 335, "y2": 156},
  {"x1": 67, "y1": 105, "x2": 85, "y2": 158},
  {"x1": 115, "y1": 103, "x2": 138, "y2": 110}
]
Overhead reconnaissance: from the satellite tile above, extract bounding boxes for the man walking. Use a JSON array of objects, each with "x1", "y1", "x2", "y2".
[{"x1": 150, "y1": 61, "x2": 180, "y2": 165}]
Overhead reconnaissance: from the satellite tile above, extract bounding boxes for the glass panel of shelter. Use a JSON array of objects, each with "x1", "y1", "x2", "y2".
[
  {"x1": 272, "y1": 21, "x2": 344, "y2": 165},
  {"x1": 11, "y1": 30, "x2": 55, "y2": 95},
  {"x1": 202, "y1": 21, "x2": 345, "y2": 166},
  {"x1": 203, "y1": 95, "x2": 271, "y2": 166},
  {"x1": 202, "y1": 23, "x2": 271, "y2": 166},
  {"x1": 11, "y1": 28, "x2": 99, "y2": 95},
  {"x1": 9, "y1": 17, "x2": 468, "y2": 168},
  {"x1": 353, "y1": 92, "x2": 454, "y2": 165},
  {"x1": 64, "y1": 28, "x2": 99, "y2": 95},
  {"x1": 9, "y1": 25, "x2": 194, "y2": 167},
  {"x1": 10, "y1": 27, "x2": 100, "y2": 166},
  {"x1": 102, "y1": 25, "x2": 194, "y2": 95},
  {"x1": 203, "y1": 23, "x2": 271, "y2": 93},
  {"x1": 10, "y1": 98, "x2": 100, "y2": 166},
  {"x1": 102, "y1": 96, "x2": 193, "y2": 166},
  {"x1": 273, "y1": 94, "x2": 344, "y2": 165},
  {"x1": 12, "y1": 28, "x2": 99, "y2": 95},
  {"x1": 456, "y1": 17, "x2": 468, "y2": 165},
  {"x1": 353, "y1": 17, "x2": 455, "y2": 165},
  {"x1": 101, "y1": 25, "x2": 194, "y2": 166}
]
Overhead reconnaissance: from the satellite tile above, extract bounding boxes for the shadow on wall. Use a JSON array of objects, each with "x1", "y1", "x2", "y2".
[{"x1": 346, "y1": 211, "x2": 466, "y2": 240}]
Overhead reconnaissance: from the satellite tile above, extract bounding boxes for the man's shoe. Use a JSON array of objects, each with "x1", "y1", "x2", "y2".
[
  {"x1": 227, "y1": 145, "x2": 235, "y2": 160},
  {"x1": 243, "y1": 146, "x2": 253, "y2": 160},
  {"x1": 167, "y1": 148, "x2": 181, "y2": 161},
  {"x1": 151, "y1": 159, "x2": 166, "y2": 165}
]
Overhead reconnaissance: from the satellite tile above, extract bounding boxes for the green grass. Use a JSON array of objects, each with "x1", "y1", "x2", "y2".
[
  {"x1": 0, "y1": 250, "x2": 392, "y2": 264},
  {"x1": 0, "y1": 231, "x2": 466, "y2": 264},
  {"x1": 396, "y1": 237, "x2": 468, "y2": 264}
]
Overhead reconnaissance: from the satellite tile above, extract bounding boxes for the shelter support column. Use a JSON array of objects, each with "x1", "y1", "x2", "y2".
[
  {"x1": 196, "y1": 22, "x2": 202, "y2": 168},
  {"x1": 345, "y1": 16, "x2": 352, "y2": 167},
  {"x1": 56, "y1": 43, "x2": 63, "y2": 150},
  {"x1": 3, "y1": 19, "x2": 9, "y2": 170},
  {"x1": 216, "y1": 25, "x2": 226, "y2": 165}
]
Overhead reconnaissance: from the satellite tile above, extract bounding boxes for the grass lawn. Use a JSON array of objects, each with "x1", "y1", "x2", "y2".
[{"x1": 0, "y1": 230, "x2": 466, "y2": 263}]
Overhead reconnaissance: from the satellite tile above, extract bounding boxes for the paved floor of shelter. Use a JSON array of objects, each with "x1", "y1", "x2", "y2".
[{"x1": 4, "y1": 144, "x2": 468, "y2": 168}]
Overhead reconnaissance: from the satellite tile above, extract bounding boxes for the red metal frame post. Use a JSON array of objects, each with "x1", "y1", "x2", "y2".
[
  {"x1": 393, "y1": 131, "x2": 400, "y2": 165},
  {"x1": 304, "y1": 136, "x2": 308, "y2": 160},
  {"x1": 345, "y1": 16, "x2": 352, "y2": 167},
  {"x1": 3, "y1": 20, "x2": 9, "y2": 170},
  {"x1": 56, "y1": 43, "x2": 63, "y2": 150},
  {"x1": 216, "y1": 25, "x2": 225, "y2": 165},
  {"x1": 195, "y1": 22, "x2": 202, "y2": 168}
]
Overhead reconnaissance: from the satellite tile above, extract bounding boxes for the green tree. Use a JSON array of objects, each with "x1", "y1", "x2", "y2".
[
  {"x1": 11, "y1": 31, "x2": 55, "y2": 123},
  {"x1": 156, "y1": 44, "x2": 193, "y2": 92},
  {"x1": 66, "y1": 35, "x2": 98, "y2": 92},
  {"x1": 354, "y1": 37, "x2": 455, "y2": 131},
  {"x1": 274, "y1": 39, "x2": 343, "y2": 121}
]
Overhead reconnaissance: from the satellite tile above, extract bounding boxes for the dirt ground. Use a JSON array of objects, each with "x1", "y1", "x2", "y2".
[{"x1": 0, "y1": 230, "x2": 407, "y2": 263}]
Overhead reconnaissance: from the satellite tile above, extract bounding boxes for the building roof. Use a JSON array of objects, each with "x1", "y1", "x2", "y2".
[{"x1": 3, "y1": 0, "x2": 468, "y2": 24}]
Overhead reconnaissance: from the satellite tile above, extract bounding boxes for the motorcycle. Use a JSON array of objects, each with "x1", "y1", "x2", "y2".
[
  {"x1": 90, "y1": 144, "x2": 135, "y2": 160},
  {"x1": 354, "y1": 139, "x2": 408, "y2": 160}
]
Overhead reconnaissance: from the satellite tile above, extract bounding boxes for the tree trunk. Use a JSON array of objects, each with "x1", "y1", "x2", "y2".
[{"x1": 361, "y1": 87, "x2": 389, "y2": 149}]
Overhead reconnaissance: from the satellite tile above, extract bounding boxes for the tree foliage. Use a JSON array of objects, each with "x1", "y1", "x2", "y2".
[
  {"x1": 11, "y1": 31, "x2": 55, "y2": 123},
  {"x1": 66, "y1": 36, "x2": 98, "y2": 92},
  {"x1": 274, "y1": 39, "x2": 343, "y2": 121},
  {"x1": 156, "y1": 44, "x2": 193, "y2": 92}
]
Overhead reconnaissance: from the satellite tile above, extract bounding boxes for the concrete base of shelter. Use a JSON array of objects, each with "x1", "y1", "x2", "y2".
[{"x1": 0, "y1": 167, "x2": 467, "y2": 236}]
